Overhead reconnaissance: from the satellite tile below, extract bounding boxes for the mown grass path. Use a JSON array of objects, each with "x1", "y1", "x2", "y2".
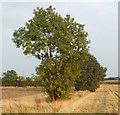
[{"x1": 58, "y1": 84, "x2": 118, "y2": 113}]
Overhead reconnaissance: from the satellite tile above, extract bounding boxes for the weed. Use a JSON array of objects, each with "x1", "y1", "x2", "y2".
[
  {"x1": 45, "y1": 96, "x2": 52, "y2": 103},
  {"x1": 77, "y1": 94, "x2": 82, "y2": 97},
  {"x1": 35, "y1": 97, "x2": 41, "y2": 107}
]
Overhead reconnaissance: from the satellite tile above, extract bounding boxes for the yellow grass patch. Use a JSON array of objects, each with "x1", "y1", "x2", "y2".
[{"x1": 2, "y1": 84, "x2": 119, "y2": 113}]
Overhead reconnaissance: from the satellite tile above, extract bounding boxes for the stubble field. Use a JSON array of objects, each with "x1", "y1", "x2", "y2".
[{"x1": 1, "y1": 84, "x2": 119, "y2": 113}]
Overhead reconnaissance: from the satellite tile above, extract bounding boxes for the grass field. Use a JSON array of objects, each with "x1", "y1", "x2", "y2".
[
  {"x1": 1, "y1": 84, "x2": 119, "y2": 113},
  {"x1": 102, "y1": 80, "x2": 120, "y2": 84},
  {"x1": 2, "y1": 87, "x2": 44, "y2": 99}
]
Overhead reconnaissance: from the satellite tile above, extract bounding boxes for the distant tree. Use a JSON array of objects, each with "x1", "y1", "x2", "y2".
[
  {"x1": 12, "y1": 5, "x2": 90, "y2": 101},
  {"x1": 17, "y1": 76, "x2": 26, "y2": 87},
  {"x1": 2, "y1": 70, "x2": 18, "y2": 86},
  {"x1": 75, "y1": 54, "x2": 107, "y2": 92},
  {"x1": 0, "y1": 77, "x2": 2, "y2": 86},
  {"x1": 25, "y1": 77, "x2": 33, "y2": 86},
  {"x1": 33, "y1": 76, "x2": 42, "y2": 87},
  {"x1": 104, "y1": 77, "x2": 119, "y2": 80}
]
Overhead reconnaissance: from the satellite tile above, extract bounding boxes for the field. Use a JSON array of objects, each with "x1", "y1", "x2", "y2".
[
  {"x1": 102, "y1": 80, "x2": 120, "y2": 84},
  {"x1": 2, "y1": 87, "x2": 44, "y2": 99},
  {"x1": 1, "y1": 84, "x2": 119, "y2": 113}
]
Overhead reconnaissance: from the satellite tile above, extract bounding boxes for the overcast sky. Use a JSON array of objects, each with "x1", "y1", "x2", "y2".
[{"x1": 1, "y1": 1, "x2": 118, "y2": 77}]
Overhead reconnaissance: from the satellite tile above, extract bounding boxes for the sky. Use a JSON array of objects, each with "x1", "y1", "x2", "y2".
[{"x1": 0, "y1": 1, "x2": 118, "y2": 78}]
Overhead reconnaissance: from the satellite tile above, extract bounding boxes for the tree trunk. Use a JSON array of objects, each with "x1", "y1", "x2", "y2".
[
  {"x1": 48, "y1": 45, "x2": 55, "y2": 101},
  {"x1": 49, "y1": 46, "x2": 51, "y2": 57},
  {"x1": 49, "y1": 72, "x2": 55, "y2": 102},
  {"x1": 59, "y1": 56, "x2": 67, "y2": 70}
]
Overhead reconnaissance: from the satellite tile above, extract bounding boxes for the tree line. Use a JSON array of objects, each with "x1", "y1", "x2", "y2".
[
  {"x1": 3, "y1": 5, "x2": 107, "y2": 101},
  {"x1": 104, "y1": 77, "x2": 119, "y2": 80},
  {"x1": 2, "y1": 71, "x2": 42, "y2": 87}
]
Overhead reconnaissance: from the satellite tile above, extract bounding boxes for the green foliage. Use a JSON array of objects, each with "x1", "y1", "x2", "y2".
[
  {"x1": 17, "y1": 76, "x2": 26, "y2": 87},
  {"x1": 2, "y1": 70, "x2": 18, "y2": 86},
  {"x1": 2, "y1": 70, "x2": 41, "y2": 87},
  {"x1": 12, "y1": 5, "x2": 90, "y2": 101},
  {"x1": 32, "y1": 76, "x2": 42, "y2": 87},
  {"x1": 104, "y1": 77, "x2": 119, "y2": 80},
  {"x1": 75, "y1": 54, "x2": 107, "y2": 92},
  {"x1": 25, "y1": 77, "x2": 33, "y2": 86}
]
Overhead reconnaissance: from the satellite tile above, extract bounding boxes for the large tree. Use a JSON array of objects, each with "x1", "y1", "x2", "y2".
[
  {"x1": 75, "y1": 54, "x2": 107, "y2": 92},
  {"x1": 12, "y1": 5, "x2": 90, "y2": 101}
]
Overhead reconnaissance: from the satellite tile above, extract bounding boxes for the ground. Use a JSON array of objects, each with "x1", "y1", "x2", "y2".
[{"x1": 1, "y1": 84, "x2": 119, "y2": 113}]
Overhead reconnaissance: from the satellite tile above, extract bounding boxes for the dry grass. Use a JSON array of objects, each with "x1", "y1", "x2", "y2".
[
  {"x1": 2, "y1": 84, "x2": 119, "y2": 113},
  {"x1": 72, "y1": 84, "x2": 119, "y2": 113},
  {"x1": 103, "y1": 80, "x2": 119, "y2": 83},
  {"x1": 1, "y1": 86, "x2": 43, "y2": 88},
  {"x1": 2, "y1": 87, "x2": 44, "y2": 99},
  {"x1": 2, "y1": 92, "x2": 48, "y2": 113},
  {"x1": 2, "y1": 88, "x2": 90, "y2": 113},
  {"x1": 2, "y1": 91, "x2": 42, "y2": 99}
]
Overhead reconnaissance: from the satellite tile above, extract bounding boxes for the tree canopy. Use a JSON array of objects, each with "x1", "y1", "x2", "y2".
[
  {"x1": 2, "y1": 70, "x2": 18, "y2": 86},
  {"x1": 75, "y1": 54, "x2": 107, "y2": 92},
  {"x1": 2, "y1": 70, "x2": 42, "y2": 87},
  {"x1": 12, "y1": 5, "x2": 90, "y2": 101}
]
